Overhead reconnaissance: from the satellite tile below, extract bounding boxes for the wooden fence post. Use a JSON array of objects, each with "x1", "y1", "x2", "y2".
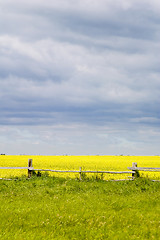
[
  {"x1": 79, "y1": 167, "x2": 82, "y2": 181},
  {"x1": 28, "y1": 159, "x2": 33, "y2": 178},
  {"x1": 132, "y1": 162, "x2": 140, "y2": 179}
]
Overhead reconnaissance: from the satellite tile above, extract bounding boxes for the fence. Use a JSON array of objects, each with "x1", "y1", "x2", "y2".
[
  {"x1": 128, "y1": 162, "x2": 160, "y2": 181},
  {"x1": 0, "y1": 159, "x2": 160, "y2": 181},
  {"x1": 0, "y1": 159, "x2": 34, "y2": 180}
]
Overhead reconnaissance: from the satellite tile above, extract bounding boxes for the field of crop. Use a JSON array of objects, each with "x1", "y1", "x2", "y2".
[
  {"x1": 0, "y1": 156, "x2": 160, "y2": 239},
  {"x1": 0, "y1": 155, "x2": 160, "y2": 180}
]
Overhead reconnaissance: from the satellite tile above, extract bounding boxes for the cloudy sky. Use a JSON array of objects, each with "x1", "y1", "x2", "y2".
[{"x1": 0, "y1": 0, "x2": 160, "y2": 155}]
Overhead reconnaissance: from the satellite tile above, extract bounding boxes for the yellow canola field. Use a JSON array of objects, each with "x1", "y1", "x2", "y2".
[{"x1": 0, "y1": 155, "x2": 160, "y2": 180}]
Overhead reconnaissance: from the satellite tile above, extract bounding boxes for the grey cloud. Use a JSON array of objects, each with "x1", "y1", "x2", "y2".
[{"x1": 0, "y1": 0, "x2": 160, "y2": 154}]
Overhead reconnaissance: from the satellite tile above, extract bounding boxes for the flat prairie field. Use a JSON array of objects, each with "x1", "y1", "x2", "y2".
[
  {"x1": 0, "y1": 177, "x2": 160, "y2": 240},
  {"x1": 0, "y1": 155, "x2": 160, "y2": 180}
]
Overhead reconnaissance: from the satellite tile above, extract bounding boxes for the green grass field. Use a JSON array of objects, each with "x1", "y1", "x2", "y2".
[{"x1": 0, "y1": 175, "x2": 160, "y2": 239}]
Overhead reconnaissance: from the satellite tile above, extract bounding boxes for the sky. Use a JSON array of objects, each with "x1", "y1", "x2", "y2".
[{"x1": 0, "y1": 0, "x2": 160, "y2": 155}]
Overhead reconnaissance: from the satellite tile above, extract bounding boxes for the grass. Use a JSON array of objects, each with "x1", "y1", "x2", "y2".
[{"x1": 0, "y1": 175, "x2": 160, "y2": 239}]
